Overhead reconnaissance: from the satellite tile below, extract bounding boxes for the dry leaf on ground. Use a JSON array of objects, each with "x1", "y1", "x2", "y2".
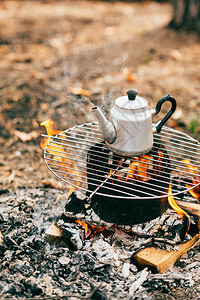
[
  {"x1": 68, "y1": 87, "x2": 92, "y2": 97},
  {"x1": 14, "y1": 130, "x2": 40, "y2": 142}
]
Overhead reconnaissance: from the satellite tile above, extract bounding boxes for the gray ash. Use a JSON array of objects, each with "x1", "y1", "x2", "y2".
[{"x1": 0, "y1": 188, "x2": 200, "y2": 299}]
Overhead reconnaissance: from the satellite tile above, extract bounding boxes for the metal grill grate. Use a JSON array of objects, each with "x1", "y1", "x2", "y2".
[{"x1": 43, "y1": 122, "x2": 200, "y2": 200}]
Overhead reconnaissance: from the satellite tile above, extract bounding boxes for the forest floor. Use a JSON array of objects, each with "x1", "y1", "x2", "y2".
[
  {"x1": 0, "y1": 0, "x2": 200, "y2": 192},
  {"x1": 0, "y1": 1, "x2": 200, "y2": 299}
]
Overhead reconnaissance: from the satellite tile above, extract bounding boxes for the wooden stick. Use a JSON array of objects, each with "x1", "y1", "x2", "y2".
[
  {"x1": 134, "y1": 232, "x2": 200, "y2": 273},
  {"x1": 175, "y1": 200, "x2": 200, "y2": 217}
]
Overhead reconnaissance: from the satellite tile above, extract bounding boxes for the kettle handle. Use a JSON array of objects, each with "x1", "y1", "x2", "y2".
[{"x1": 155, "y1": 94, "x2": 177, "y2": 133}]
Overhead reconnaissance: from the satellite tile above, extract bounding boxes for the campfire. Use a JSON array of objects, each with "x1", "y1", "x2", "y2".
[{"x1": 41, "y1": 119, "x2": 200, "y2": 272}]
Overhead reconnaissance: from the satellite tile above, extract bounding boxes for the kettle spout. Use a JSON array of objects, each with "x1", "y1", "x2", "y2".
[{"x1": 91, "y1": 106, "x2": 116, "y2": 144}]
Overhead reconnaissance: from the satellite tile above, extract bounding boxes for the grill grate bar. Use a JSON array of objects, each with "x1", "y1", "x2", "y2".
[
  {"x1": 154, "y1": 133, "x2": 200, "y2": 152},
  {"x1": 47, "y1": 166, "x2": 156, "y2": 198},
  {"x1": 44, "y1": 132, "x2": 200, "y2": 168},
  {"x1": 44, "y1": 122, "x2": 200, "y2": 200},
  {"x1": 50, "y1": 168, "x2": 161, "y2": 198},
  {"x1": 153, "y1": 137, "x2": 200, "y2": 160},
  {"x1": 45, "y1": 140, "x2": 200, "y2": 178},
  {"x1": 46, "y1": 134, "x2": 200, "y2": 168},
  {"x1": 58, "y1": 125, "x2": 200, "y2": 151},
  {"x1": 45, "y1": 158, "x2": 172, "y2": 194},
  {"x1": 158, "y1": 126, "x2": 200, "y2": 144},
  {"x1": 44, "y1": 148, "x2": 200, "y2": 187},
  {"x1": 45, "y1": 154, "x2": 199, "y2": 194}
]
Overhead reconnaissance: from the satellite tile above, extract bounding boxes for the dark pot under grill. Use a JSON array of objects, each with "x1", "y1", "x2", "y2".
[{"x1": 86, "y1": 142, "x2": 170, "y2": 225}]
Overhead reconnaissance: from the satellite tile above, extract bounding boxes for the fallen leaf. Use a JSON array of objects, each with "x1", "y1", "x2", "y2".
[
  {"x1": 14, "y1": 130, "x2": 40, "y2": 142},
  {"x1": 7, "y1": 170, "x2": 16, "y2": 183},
  {"x1": 169, "y1": 49, "x2": 182, "y2": 61},
  {"x1": 11, "y1": 90, "x2": 24, "y2": 102},
  {"x1": 167, "y1": 119, "x2": 179, "y2": 129},
  {"x1": 122, "y1": 67, "x2": 136, "y2": 83},
  {"x1": 126, "y1": 73, "x2": 136, "y2": 83},
  {"x1": 68, "y1": 87, "x2": 92, "y2": 97},
  {"x1": 32, "y1": 119, "x2": 39, "y2": 128}
]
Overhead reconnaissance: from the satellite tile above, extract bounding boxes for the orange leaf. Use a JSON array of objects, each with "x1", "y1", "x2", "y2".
[
  {"x1": 126, "y1": 73, "x2": 136, "y2": 83},
  {"x1": 68, "y1": 87, "x2": 92, "y2": 97}
]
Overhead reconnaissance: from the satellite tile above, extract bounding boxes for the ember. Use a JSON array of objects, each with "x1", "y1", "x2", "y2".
[{"x1": 75, "y1": 220, "x2": 111, "y2": 238}]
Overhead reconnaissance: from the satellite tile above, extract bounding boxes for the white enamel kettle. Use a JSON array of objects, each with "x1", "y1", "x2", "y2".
[{"x1": 92, "y1": 89, "x2": 176, "y2": 157}]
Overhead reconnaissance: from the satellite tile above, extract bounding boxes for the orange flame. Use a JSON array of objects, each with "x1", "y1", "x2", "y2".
[
  {"x1": 181, "y1": 159, "x2": 200, "y2": 201},
  {"x1": 75, "y1": 220, "x2": 91, "y2": 237},
  {"x1": 40, "y1": 119, "x2": 61, "y2": 149},
  {"x1": 75, "y1": 220, "x2": 110, "y2": 238},
  {"x1": 168, "y1": 183, "x2": 190, "y2": 237},
  {"x1": 40, "y1": 119, "x2": 81, "y2": 198},
  {"x1": 126, "y1": 155, "x2": 153, "y2": 182},
  {"x1": 114, "y1": 150, "x2": 166, "y2": 183}
]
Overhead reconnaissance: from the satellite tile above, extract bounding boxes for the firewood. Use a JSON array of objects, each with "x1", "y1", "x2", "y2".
[
  {"x1": 45, "y1": 223, "x2": 63, "y2": 245},
  {"x1": 133, "y1": 232, "x2": 200, "y2": 273},
  {"x1": 175, "y1": 200, "x2": 200, "y2": 217},
  {"x1": 45, "y1": 222, "x2": 84, "y2": 250}
]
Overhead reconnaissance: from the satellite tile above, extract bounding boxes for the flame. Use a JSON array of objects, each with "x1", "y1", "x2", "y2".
[
  {"x1": 75, "y1": 220, "x2": 110, "y2": 238},
  {"x1": 181, "y1": 159, "x2": 200, "y2": 201},
  {"x1": 75, "y1": 220, "x2": 91, "y2": 237},
  {"x1": 40, "y1": 119, "x2": 81, "y2": 198},
  {"x1": 168, "y1": 183, "x2": 190, "y2": 237},
  {"x1": 126, "y1": 155, "x2": 153, "y2": 182},
  {"x1": 40, "y1": 119, "x2": 61, "y2": 149}
]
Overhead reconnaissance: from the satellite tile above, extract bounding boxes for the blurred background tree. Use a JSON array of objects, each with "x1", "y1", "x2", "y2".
[
  {"x1": 169, "y1": 0, "x2": 200, "y2": 32},
  {"x1": 103, "y1": 0, "x2": 200, "y2": 32}
]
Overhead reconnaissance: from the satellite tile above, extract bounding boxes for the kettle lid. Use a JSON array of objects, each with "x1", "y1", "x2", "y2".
[{"x1": 115, "y1": 89, "x2": 148, "y2": 110}]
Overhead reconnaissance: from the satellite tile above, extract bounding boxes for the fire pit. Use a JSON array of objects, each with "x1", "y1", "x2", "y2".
[{"x1": 42, "y1": 122, "x2": 200, "y2": 226}]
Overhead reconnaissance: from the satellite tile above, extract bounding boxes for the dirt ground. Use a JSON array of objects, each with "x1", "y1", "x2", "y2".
[
  {"x1": 0, "y1": 1, "x2": 200, "y2": 298},
  {"x1": 0, "y1": 0, "x2": 200, "y2": 192}
]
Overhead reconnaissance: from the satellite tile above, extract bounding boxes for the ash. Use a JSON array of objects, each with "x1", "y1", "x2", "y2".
[
  {"x1": 64, "y1": 191, "x2": 197, "y2": 250},
  {"x1": 0, "y1": 188, "x2": 200, "y2": 299}
]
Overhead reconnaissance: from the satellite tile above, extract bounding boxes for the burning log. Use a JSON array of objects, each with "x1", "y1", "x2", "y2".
[
  {"x1": 181, "y1": 159, "x2": 200, "y2": 202},
  {"x1": 168, "y1": 184, "x2": 190, "y2": 238}
]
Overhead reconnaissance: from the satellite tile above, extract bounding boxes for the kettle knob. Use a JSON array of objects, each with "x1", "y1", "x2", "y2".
[{"x1": 127, "y1": 89, "x2": 138, "y2": 100}]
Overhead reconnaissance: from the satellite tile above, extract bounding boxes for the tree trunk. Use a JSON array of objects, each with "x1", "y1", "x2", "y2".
[{"x1": 169, "y1": 0, "x2": 200, "y2": 32}]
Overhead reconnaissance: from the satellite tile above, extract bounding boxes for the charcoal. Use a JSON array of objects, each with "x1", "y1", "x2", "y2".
[
  {"x1": 90, "y1": 287, "x2": 108, "y2": 300},
  {"x1": 0, "y1": 214, "x2": 4, "y2": 224},
  {"x1": 8, "y1": 283, "x2": 25, "y2": 297},
  {"x1": 22, "y1": 277, "x2": 43, "y2": 297},
  {"x1": 12, "y1": 261, "x2": 33, "y2": 277},
  {"x1": 3, "y1": 236, "x2": 19, "y2": 249},
  {"x1": 65, "y1": 190, "x2": 87, "y2": 214}
]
